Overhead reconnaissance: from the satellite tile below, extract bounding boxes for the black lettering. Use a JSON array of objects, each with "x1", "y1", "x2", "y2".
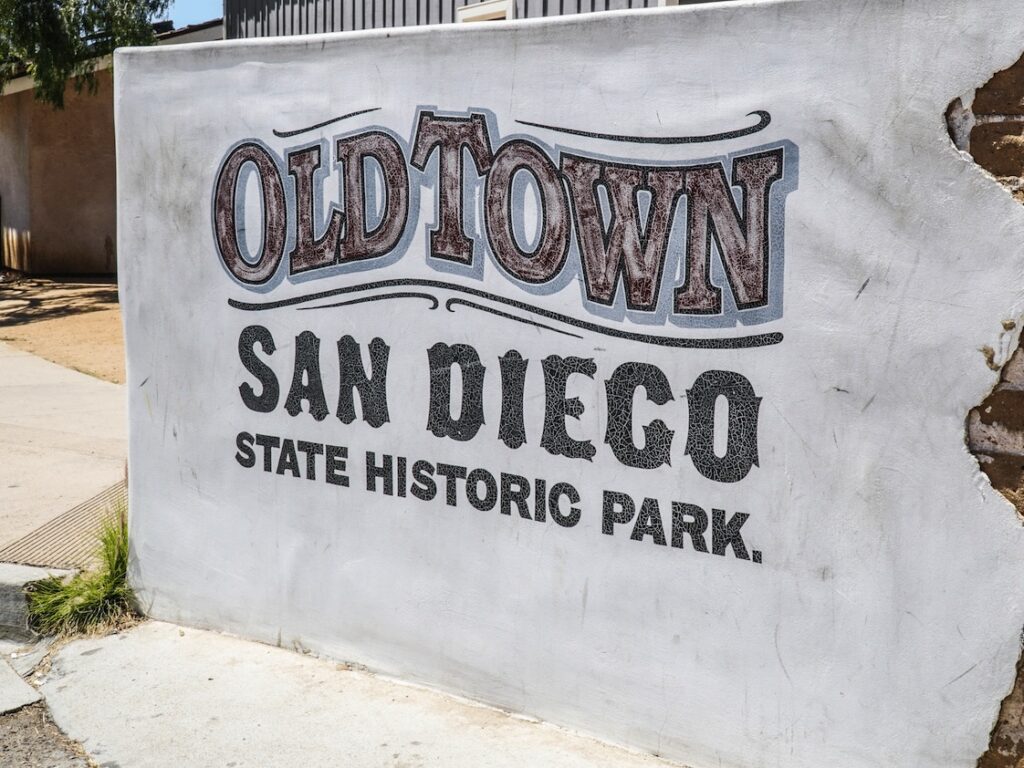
[
  {"x1": 685, "y1": 370, "x2": 761, "y2": 483},
  {"x1": 548, "y1": 482, "x2": 581, "y2": 528},
  {"x1": 604, "y1": 362, "x2": 674, "y2": 469},
  {"x1": 284, "y1": 331, "x2": 329, "y2": 421},
  {"x1": 466, "y1": 468, "x2": 498, "y2": 511},
  {"x1": 671, "y1": 502, "x2": 708, "y2": 552},
  {"x1": 297, "y1": 440, "x2": 323, "y2": 480},
  {"x1": 411, "y1": 460, "x2": 436, "y2": 501},
  {"x1": 254, "y1": 433, "x2": 280, "y2": 472},
  {"x1": 498, "y1": 350, "x2": 528, "y2": 449},
  {"x1": 436, "y1": 463, "x2": 467, "y2": 507},
  {"x1": 540, "y1": 355, "x2": 596, "y2": 461},
  {"x1": 397, "y1": 456, "x2": 407, "y2": 498},
  {"x1": 337, "y1": 335, "x2": 390, "y2": 427},
  {"x1": 630, "y1": 497, "x2": 666, "y2": 545},
  {"x1": 326, "y1": 444, "x2": 349, "y2": 486},
  {"x1": 426, "y1": 343, "x2": 486, "y2": 441},
  {"x1": 366, "y1": 451, "x2": 393, "y2": 495},
  {"x1": 534, "y1": 478, "x2": 547, "y2": 522},
  {"x1": 235, "y1": 431, "x2": 256, "y2": 468},
  {"x1": 276, "y1": 438, "x2": 300, "y2": 477},
  {"x1": 712, "y1": 508, "x2": 750, "y2": 559},
  {"x1": 500, "y1": 473, "x2": 532, "y2": 519},
  {"x1": 238, "y1": 325, "x2": 279, "y2": 413},
  {"x1": 602, "y1": 490, "x2": 635, "y2": 535}
]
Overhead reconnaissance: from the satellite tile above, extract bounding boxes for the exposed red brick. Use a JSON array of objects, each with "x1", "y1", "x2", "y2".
[
  {"x1": 970, "y1": 122, "x2": 1024, "y2": 177},
  {"x1": 973, "y1": 55, "x2": 1024, "y2": 114}
]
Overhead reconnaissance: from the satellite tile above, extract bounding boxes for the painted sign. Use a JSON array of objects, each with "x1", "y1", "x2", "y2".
[
  {"x1": 117, "y1": 2, "x2": 1024, "y2": 766},
  {"x1": 217, "y1": 107, "x2": 795, "y2": 553}
]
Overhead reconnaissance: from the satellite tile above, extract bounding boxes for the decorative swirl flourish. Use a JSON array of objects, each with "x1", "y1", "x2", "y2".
[
  {"x1": 272, "y1": 107, "x2": 381, "y2": 138},
  {"x1": 228, "y1": 278, "x2": 782, "y2": 350},
  {"x1": 445, "y1": 298, "x2": 582, "y2": 339},
  {"x1": 515, "y1": 110, "x2": 771, "y2": 145},
  {"x1": 297, "y1": 291, "x2": 439, "y2": 311}
]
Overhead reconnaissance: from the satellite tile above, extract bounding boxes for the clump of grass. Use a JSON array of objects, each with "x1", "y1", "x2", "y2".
[{"x1": 25, "y1": 506, "x2": 137, "y2": 636}]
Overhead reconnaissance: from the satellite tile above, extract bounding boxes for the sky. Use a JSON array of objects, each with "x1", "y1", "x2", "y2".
[{"x1": 159, "y1": 0, "x2": 224, "y2": 28}]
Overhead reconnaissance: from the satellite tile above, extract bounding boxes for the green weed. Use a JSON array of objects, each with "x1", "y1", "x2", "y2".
[{"x1": 25, "y1": 506, "x2": 137, "y2": 636}]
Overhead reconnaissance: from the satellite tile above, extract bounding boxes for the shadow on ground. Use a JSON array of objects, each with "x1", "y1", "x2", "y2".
[{"x1": 0, "y1": 276, "x2": 118, "y2": 327}]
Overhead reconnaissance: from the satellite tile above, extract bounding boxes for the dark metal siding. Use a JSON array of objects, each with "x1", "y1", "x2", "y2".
[{"x1": 224, "y1": 0, "x2": 701, "y2": 38}]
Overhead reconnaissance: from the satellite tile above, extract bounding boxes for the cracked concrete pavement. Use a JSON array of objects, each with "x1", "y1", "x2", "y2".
[{"x1": 33, "y1": 621, "x2": 683, "y2": 768}]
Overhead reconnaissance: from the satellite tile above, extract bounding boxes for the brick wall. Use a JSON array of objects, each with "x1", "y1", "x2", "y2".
[{"x1": 956, "y1": 51, "x2": 1024, "y2": 768}]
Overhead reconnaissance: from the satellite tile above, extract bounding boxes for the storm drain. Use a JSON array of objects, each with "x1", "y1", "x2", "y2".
[{"x1": 0, "y1": 481, "x2": 126, "y2": 570}]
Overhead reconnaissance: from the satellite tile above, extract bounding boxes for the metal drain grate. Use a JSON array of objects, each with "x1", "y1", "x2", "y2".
[{"x1": 0, "y1": 480, "x2": 126, "y2": 570}]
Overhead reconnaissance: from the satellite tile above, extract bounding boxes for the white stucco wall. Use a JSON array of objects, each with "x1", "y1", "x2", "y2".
[{"x1": 116, "y1": 1, "x2": 1024, "y2": 766}]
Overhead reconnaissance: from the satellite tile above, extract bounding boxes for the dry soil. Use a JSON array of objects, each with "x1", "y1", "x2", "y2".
[
  {"x1": 0, "y1": 703, "x2": 91, "y2": 768},
  {"x1": 0, "y1": 275, "x2": 123, "y2": 384}
]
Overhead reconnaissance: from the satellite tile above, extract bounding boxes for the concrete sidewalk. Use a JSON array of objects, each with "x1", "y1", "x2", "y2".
[
  {"x1": 0, "y1": 342, "x2": 126, "y2": 550},
  {"x1": 33, "y1": 621, "x2": 684, "y2": 768}
]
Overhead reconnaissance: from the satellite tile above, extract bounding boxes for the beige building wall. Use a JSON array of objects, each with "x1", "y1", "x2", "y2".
[
  {"x1": 0, "y1": 87, "x2": 32, "y2": 272},
  {"x1": 0, "y1": 69, "x2": 117, "y2": 275},
  {"x1": 30, "y1": 69, "x2": 117, "y2": 274}
]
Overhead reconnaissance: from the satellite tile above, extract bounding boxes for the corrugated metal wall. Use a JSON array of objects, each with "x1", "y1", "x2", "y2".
[{"x1": 224, "y1": 0, "x2": 687, "y2": 38}]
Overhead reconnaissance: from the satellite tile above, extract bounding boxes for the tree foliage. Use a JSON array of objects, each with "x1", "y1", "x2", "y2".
[{"x1": 0, "y1": 0, "x2": 170, "y2": 108}]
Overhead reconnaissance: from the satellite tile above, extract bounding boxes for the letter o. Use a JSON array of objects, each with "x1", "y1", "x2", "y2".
[
  {"x1": 213, "y1": 142, "x2": 287, "y2": 284},
  {"x1": 485, "y1": 139, "x2": 570, "y2": 284},
  {"x1": 684, "y1": 370, "x2": 762, "y2": 483},
  {"x1": 466, "y1": 468, "x2": 498, "y2": 511}
]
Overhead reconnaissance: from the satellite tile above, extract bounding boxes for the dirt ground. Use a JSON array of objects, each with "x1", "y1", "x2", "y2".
[
  {"x1": 0, "y1": 274, "x2": 124, "y2": 385},
  {"x1": 0, "y1": 703, "x2": 92, "y2": 768}
]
